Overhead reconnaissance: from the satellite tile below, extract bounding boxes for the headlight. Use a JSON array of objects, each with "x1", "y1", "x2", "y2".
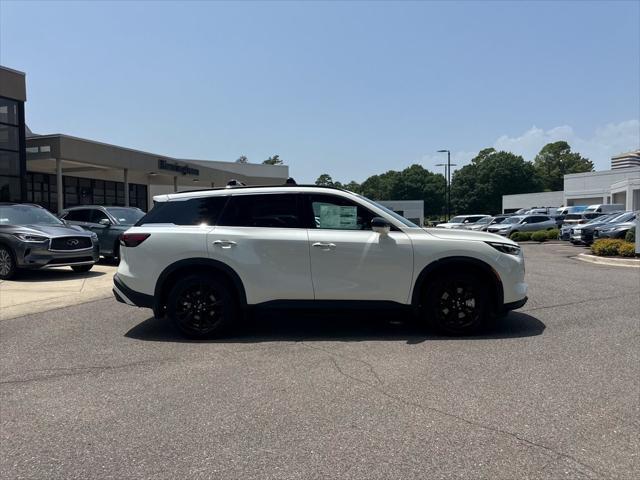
[
  {"x1": 13, "y1": 233, "x2": 49, "y2": 243},
  {"x1": 487, "y1": 242, "x2": 521, "y2": 255}
]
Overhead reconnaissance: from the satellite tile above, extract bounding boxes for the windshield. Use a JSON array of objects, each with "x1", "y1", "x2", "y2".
[
  {"x1": 106, "y1": 207, "x2": 145, "y2": 225},
  {"x1": 608, "y1": 212, "x2": 634, "y2": 223},
  {"x1": 355, "y1": 195, "x2": 419, "y2": 228},
  {"x1": 449, "y1": 216, "x2": 466, "y2": 223},
  {"x1": 475, "y1": 217, "x2": 491, "y2": 224},
  {"x1": 586, "y1": 214, "x2": 609, "y2": 224},
  {"x1": 565, "y1": 214, "x2": 583, "y2": 220},
  {"x1": 491, "y1": 217, "x2": 508, "y2": 224},
  {"x1": 0, "y1": 205, "x2": 63, "y2": 226},
  {"x1": 504, "y1": 216, "x2": 524, "y2": 224}
]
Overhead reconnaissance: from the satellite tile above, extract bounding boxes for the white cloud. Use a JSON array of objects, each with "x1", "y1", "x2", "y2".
[
  {"x1": 493, "y1": 120, "x2": 640, "y2": 169},
  {"x1": 426, "y1": 120, "x2": 640, "y2": 172}
]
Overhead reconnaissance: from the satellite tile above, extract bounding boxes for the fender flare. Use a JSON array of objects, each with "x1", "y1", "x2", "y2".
[
  {"x1": 154, "y1": 258, "x2": 248, "y2": 312},
  {"x1": 411, "y1": 256, "x2": 504, "y2": 310}
]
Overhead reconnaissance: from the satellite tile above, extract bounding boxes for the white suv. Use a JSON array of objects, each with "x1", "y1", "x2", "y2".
[{"x1": 113, "y1": 185, "x2": 527, "y2": 338}]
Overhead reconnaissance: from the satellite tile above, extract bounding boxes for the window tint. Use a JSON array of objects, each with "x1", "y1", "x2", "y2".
[
  {"x1": 218, "y1": 194, "x2": 302, "y2": 228},
  {"x1": 90, "y1": 209, "x2": 110, "y2": 224},
  {"x1": 64, "y1": 209, "x2": 92, "y2": 222},
  {"x1": 137, "y1": 196, "x2": 228, "y2": 226},
  {"x1": 308, "y1": 194, "x2": 376, "y2": 230}
]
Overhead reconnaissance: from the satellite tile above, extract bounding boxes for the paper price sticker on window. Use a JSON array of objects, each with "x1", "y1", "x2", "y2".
[{"x1": 319, "y1": 205, "x2": 358, "y2": 229}]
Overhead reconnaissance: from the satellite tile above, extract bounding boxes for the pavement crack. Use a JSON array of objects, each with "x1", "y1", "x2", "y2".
[
  {"x1": 0, "y1": 358, "x2": 173, "y2": 386},
  {"x1": 303, "y1": 342, "x2": 607, "y2": 480},
  {"x1": 300, "y1": 342, "x2": 384, "y2": 386},
  {"x1": 522, "y1": 293, "x2": 637, "y2": 313}
]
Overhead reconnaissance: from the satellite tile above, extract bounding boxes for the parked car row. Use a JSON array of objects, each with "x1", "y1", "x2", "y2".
[
  {"x1": 567, "y1": 211, "x2": 636, "y2": 246},
  {"x1": 0, "y1": 203, "x2": 144, "y2": 280},
  {"x1": 436, "y1": 203, "x2": 635, "y2": 247}
]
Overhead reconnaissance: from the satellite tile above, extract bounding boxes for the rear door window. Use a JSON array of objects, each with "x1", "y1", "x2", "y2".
[
  {"x1": 136, "y1": 196, "x2": 228, "y2": 226},
  {"x1": 218, "y1": 193, "x2": 303, "y2": 228}
]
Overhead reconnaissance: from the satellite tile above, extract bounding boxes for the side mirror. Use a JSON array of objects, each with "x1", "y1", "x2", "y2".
[
  {"x1": 371, "y1": 217, "x2": 391, "y2": 235},
  {"x1": 99, "y1": 218, "x2": 111, "y2": 226}
]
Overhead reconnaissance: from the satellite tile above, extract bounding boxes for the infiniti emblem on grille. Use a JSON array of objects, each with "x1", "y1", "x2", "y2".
[{"x1": 66, "y1": 239, "x2": 80, "y2": 247}]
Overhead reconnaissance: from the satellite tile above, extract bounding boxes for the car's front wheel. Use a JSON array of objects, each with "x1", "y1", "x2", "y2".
[
  {"x1": 71, "y1": 265, "x2": 93, "y2": 273},
  {"x1": 167, "y1": 274, "x2": 237, "y2": 339},
  {"x1": 0, "y1": 245, "x2": 17, "y2": 280},
  {"x1": 422, "y1": 272, "x2": 489, "y2": 335}
]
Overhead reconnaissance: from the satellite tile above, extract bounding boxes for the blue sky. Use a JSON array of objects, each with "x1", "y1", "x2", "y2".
[{"x1": 1, "y1": 0, "x2": 638, "y2": 182}]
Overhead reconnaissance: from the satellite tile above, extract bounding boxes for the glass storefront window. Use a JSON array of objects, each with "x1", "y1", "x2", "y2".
[
  {"x1": 0, "y1": 176, "x2": 21, "y2": 202},
  {"x1": 0, "y1": 124, "x2": 19, "y2": 151},
  {"x1": 0, "y1": 98, "x2": 19, "y2": 125},
  {"x1": 0, "y1": 151, "x2": 20, "y2": 175}
]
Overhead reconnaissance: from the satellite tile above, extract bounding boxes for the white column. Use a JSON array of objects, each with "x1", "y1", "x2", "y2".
[
  {"x1": 56, "y1": 158, "x2": 63, "y2": 214},
  {"x1": 124, "y1": 168, "x2": 130, "y2": 207}
]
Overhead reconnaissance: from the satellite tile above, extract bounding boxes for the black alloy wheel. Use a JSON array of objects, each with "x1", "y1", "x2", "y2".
[
  {"x1": 0, "y1": 245, "x2": 17, "y2": 280},
  {"x1": 167, "y1": 275, "x2": 236, "y2": 339},
  {"x1": 425, "y1": 272, "x2": 488, "y2": 335}
]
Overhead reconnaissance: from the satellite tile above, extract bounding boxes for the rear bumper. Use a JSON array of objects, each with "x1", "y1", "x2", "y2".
[{"x1": 113, "y1": 274, "x2": 154, "y2": 309}]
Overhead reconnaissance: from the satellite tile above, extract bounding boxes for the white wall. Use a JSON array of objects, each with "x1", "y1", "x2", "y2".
[
  {"x1": 378, "y1": 200, "x2": 424, "y2": 226},
  {"x1": 564, "y1": 167, "x2": 640, "y2": 205},
  {"x1": 502, "y1": 191, "x2": 563, "y2": 213}
]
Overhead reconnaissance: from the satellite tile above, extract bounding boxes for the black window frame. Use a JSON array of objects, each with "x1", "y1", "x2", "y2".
[
  {"x1": 217, "y1": 193, "x2": 305, "y2": 229},
  {"x1": 136, "y1": 195, "x2": 229, "y2": 226}
]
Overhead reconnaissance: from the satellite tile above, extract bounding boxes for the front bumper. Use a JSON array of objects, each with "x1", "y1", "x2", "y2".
[
  {"x1": 503, "y1": 296, "x2": 528, "y2": 312},
  {"x1": 15, "y1": 241, "x2": 99, "y2": 269}
]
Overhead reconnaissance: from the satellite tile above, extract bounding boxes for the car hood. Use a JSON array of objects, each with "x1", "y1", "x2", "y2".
[
  {"x1": 16, "y1": 224, "x2": 92, "y2": 237},
  {"x1": 599, "y1": 221, "x2": 635, "y2": 230},
  {"x1": 425, "y1": 227, "x2": 516, "y2": 244},
  {"x1": 435, "y1": 223, "x2": 463, "y2": 228}
]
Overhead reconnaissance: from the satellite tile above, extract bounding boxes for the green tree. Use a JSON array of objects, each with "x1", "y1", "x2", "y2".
[
  {"x1": 315, "y1": 174, "x2": 335, "y2": 186},
  {"x1": 534, "y1": 141, "x2": 593, "y2": 191},
  {"x1": 451, "y1": 149, "x2": 542, "y2": 214},
  {"x1": 263, "y1": 155, "x2": 283, "y2": 165}
]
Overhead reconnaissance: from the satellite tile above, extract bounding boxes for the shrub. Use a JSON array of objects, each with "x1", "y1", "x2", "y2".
[
  {"x1": 531, "y1": 231, "x2": 548, "y2": 242},
  {"x1": 510, "y1": 231, "x2": 531, "y2": 242},
  {"x1": 625, "y1": 227, "x2": 635, "y2": 243},
  {"x1": 546, "y1": 228, "x2": 559, "y2": 240},
  {"x1": 618, "y1": 242, "x2": 638, "y2": 258},
  {"x1": 591, "y1": 239, "x2": 625, "y2": 256}
]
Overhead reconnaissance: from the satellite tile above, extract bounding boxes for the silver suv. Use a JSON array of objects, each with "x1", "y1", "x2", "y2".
[{"x1": 486, "y1": 215, "x2": 557, "y2": 237}]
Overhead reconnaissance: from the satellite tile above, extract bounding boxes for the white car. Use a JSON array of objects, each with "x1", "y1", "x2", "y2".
[
  {"x1": 435, "y1": 215, "x2": 491, "y2": 229},
  {"x1": 113, "y1": 184, "x2": 527, "y2": 338}
]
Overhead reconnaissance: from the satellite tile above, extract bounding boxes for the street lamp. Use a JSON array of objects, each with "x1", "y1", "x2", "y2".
[{"x1": 437, "y1": 149, "x2": 456, "y2": 222}]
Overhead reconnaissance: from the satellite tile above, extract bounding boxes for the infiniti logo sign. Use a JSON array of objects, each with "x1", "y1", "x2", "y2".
[{"x1": 66, "y1": 239, "x2": 80, "y2": 247}]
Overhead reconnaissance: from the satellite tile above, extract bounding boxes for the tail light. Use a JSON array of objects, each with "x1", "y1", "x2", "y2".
[{"x1": 120, "y1": 233, "x2": 150, "y2": 247}]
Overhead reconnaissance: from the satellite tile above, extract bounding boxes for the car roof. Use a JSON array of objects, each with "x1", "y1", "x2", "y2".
[{"x1": 0, "y1": 202, "x2": 44, "y2": 208}]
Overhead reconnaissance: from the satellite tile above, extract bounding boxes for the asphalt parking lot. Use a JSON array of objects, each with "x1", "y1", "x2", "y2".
[{"x1": 1, "y1": 244, "x2": 638, "y2": 480}]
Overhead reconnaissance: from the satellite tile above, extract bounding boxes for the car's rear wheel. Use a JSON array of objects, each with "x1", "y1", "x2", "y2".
[
  {"x1": 423, "y1": 272, "x2": 489, "y2": 335},
  {"x1": 167, "y1": 274, "x2": 237, "y2": 339},
  {"x1": 0, "y1": 245, "x2": 17, "y2": 280},
  {"x1": 71, "y1": 265, "x2": 93, "y2": 273}
]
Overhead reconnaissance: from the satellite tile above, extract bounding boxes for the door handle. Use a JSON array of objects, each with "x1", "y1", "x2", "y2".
[
  {"x1": 212, "y1": 240, "x2": 237, "y2": 249},
  {"x1": 312, "y1": 242, "x2": 336, "y2": 250}
]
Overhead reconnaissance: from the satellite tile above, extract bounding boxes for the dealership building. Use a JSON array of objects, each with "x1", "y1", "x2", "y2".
[
  {"x1": 1, "y1": 66, "x2": 289, "y2": 212},
  {"x1": 502, "y1": 155, "x2": 640, "y2": 213}
]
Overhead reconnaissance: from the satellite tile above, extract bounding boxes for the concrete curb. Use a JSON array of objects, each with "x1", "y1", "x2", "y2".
[{"x1": 574, "y1": 253, "x2": 640, "y2": 268}]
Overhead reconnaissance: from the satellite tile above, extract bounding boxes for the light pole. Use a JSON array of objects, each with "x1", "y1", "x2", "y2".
[
  {"x1": 437, "y1": 149, "x2": 456, "y2": 222},
  {"x1": 435, "y1": 162, "x2": 448, "y2": 221}
]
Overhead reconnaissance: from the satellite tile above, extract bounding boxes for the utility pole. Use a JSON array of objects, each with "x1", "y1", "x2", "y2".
[{"x1": 437, "y1": 149, "x2": 456, "y2": 222}]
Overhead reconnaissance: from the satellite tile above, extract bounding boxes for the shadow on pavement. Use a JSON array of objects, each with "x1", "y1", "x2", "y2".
[
  {"x1": 125, "y1": 310, "x2": 545, "y2": 345},
  {"x1": 8, "y1": 268, "x2": 106, "y2": 283}
]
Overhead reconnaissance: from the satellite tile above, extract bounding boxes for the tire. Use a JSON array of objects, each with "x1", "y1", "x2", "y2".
[
  {"x1": 422, "y1": 272, "x2": 489, "y2": 335},
  {"x1": 166, "y1": 274, "x2": 238, "y2": 339},
  {"x1": 0, "y1": 245, "x2": 17, "y2": 280},
  {"x1": 71, "y1": 265, "x2": 93, "y2": 273}
]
